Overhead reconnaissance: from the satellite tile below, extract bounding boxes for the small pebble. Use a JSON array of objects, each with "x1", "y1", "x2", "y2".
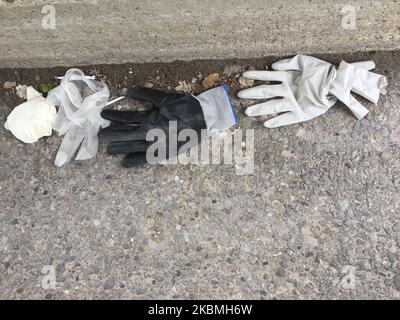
[
  {"x1": 104, "y1": 277, "x2": 115, "y2": 290},
  {"x1": 3, "y1": 81, "x2": 16, "y2": 89},
  {"x1": 239, "y1": 76, "x2": 254, "y2": 88}
]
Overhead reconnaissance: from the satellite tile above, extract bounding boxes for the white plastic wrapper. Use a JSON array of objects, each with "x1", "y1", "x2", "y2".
[
  {"x1": 4, "y1": 86, "x2": 57, "y2": 143},
  {"x1": 47, "y1": 69, "x2": 110, "y2": 167}
]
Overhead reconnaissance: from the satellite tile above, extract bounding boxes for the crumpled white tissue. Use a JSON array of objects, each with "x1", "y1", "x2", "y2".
[
  {"x1": 47, "y1": 68, "x2": 110, "y2": 167},
  {"x1": 4, "y1": 86, "x2": 57, "y2": 143}
]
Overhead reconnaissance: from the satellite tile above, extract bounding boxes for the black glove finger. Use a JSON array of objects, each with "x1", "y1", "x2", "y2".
[
  {"x1": 107, "y1": 141, "x2": 149, "y2": 155},
  {"x1": 101, "y1": 110, "x2": 157, "y2": 124},
  {"x1": 98, "y1": 125, "x2": 148, "y2": 142},
  {"x1": 122, "y1": 152, "x2": 149, "y2": 168},
  {"x1": 128, "y1": 88, "x2": 182, "y2": 108}
]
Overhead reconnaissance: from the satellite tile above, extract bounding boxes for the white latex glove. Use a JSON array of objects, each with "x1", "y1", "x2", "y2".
[
  {"x1": 238, "y1": 55, "x2": 337, "y2": 128},
  {"x1": 329, "y1": 60, "x2": 388, "y2": 119},
  {"x1": 4, "y1": 87, "x2": 56, "y2": 143},
  {"x1": 47, "y1": 68, "x2": 111, "y2": 167}
]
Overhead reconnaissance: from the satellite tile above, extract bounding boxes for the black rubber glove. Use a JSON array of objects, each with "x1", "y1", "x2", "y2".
[{"x1": 99, "y1": 86, "x2": 237, "y2": 168}]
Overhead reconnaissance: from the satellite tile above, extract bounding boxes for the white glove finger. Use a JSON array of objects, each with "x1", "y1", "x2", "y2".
[
  {"x1": 263, "y1": 112, "x2": 303, "y2": 128},
  {"x1": 272, "y1": 54, "x2": 328, "y2": 71},
  {"x1": 352, "y1": 71, "x2": 387, "y2": 104},
  {"x1": 358, "y1": 69, "x2": 387, "y2": 87},
  {"x1": 54, "y1": 128, "x2": 86, "y2": 167},
  {"x1": 238, "y1": 84, "x2": 286, "y2": 100},
  {"x1": 346, "y1": 94, "x2": 370, "y2": 119},
  {"x1": 350, "y1": 61, "x2": 375, "y2": 71},
  {"x1": 359, "y1": 70, "x2": 387, "y2": 87},
  {"x1": 352, "y1": 85, "x2": 381, "y2": 104},
  {"x1": 271, "y1": 55, "x2": 302, "y2": 71},
  {"x1": 330, "y1": 83, "x2": 370, "y2": 120},
  {"x1": 335, "y1": 89, "x2": 370, "y2": 120},
  {"x1": 242, "y1": 70, "x2": 288, "y2": 82},
  {"x1": 245, "y1": 98, "x2": 293, "y2": 116}
]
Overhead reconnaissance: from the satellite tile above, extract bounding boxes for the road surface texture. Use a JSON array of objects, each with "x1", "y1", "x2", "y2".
[{"x1": 0, "y1": 51, "x2": 399, "y2": 299}]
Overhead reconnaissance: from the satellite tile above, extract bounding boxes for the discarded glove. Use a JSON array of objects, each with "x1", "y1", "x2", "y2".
[
  {"x1": 4, "y1": 86, "x2": 56, "y2": 143},
  {"x1": 329, "y1": 60, "x2": 387, "y2": 119},
  {"x1": 99, "y1": 85, "x2": 237, "y2": 168},
  {"x1": 238, "y1": 54, "x2": 387, "y2": 128},
  {"x1": 47, "y1": 69, "x2": 111, "y2": 167},
  {"x1": 238, "y1": 55, "x2": 337, "y2": 128}
]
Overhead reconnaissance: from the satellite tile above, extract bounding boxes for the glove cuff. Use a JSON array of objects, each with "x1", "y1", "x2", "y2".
[{"x1": 195, "y1": 85, "x2": 238, "y2": 132}]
